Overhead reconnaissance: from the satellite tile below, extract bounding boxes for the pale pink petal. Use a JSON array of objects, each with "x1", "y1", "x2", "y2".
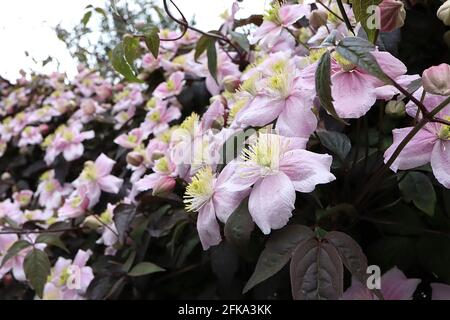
[
  {"x1": 236, "y1": 95, "x2": 284, "y2": 127},
  {"x1": 197, "y1": 200, "x2": 222, "y2": 250},
  {"x1": 384, "y1": 127, "x2": 437, "y2": 172},
  {"x1": 279, "y1": 4, "x2": 310, "y2": 26},
  {"x1": 431, "y1": 283, "x2": 450, "y2": 300},
  {"x1": 430, "y1": 140, "x2": 450, "y2": 188},
  {"x1": 248, "y1": 172, "x2": 295, "y2": 234},
  {"x1": 280, "y1": 149, "x2": 335, "y2": 192},
  {"x1": 342, "y1": 277, "x2": 375, "y2": 300},
  {"x1": 331, "y1": 70, "x2": 377, "y2": 119},
  {"x1": 380, "y1": 267, "x2": 420, "y2": 300},
  {"x1": 97, "y1": 175, "x2": 123, "y2": 194},
  {"x1": 213, "y1": 188, "x2": 250, "y2": 223},
  {"x1": 276, "y1": 94, "x2": 317, "y2": 138},
  {"x1": 372, "y1": 51, "x2": 407, "y2": 79},
  {"x1": 73, "y1": 249, "x2": 91, "y2": 267},
  {"x1": 135, "y1": 173, "x2": 159, "y2": 192},
  {"x1": 63, "y1": 143, "x2": 83, "y2": 161},
  {"x1": 94, "y1": 153, "x2": 115, "y2": 177},
  {"x1": 251, "y1": 21, "x2": 280, "y2": 44}
]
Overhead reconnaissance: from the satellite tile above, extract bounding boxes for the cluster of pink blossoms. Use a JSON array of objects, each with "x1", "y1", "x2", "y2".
[{"x1": 0, "y1": 0, "x2": 449, "y2": 300}]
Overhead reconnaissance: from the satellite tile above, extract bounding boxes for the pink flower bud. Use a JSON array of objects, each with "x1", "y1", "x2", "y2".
[
  {"x1": 39, "y1": 124, "x2": 49, "y2": 134},
  {"x1": 153, "y1": 176, "x2": 176, "y2": 196},
  {"x1": 223, "y1": 75, "x2": 241, "y2": 93},
  {"x1": 309, "y1": 10, "x2": 328, "y2": 29},
  {"x1": 126, "y1": 152, "x2": 144, "y2": 167},
  {"x1": 422, "y1": 63, "x2": 450, "y2": 96},
  {"x1": 379, "y1": 0, "x2": 406, "y2": 32},
  {"x1": 81, "y1": 99, "x2": 96, "y2": 115},
  {"x1": 438, "y1": 0, "x2": 450, "y2": 26}
]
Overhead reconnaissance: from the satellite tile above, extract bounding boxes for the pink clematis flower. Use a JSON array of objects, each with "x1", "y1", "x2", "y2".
[
  {"x1": 184, "y1": 165, "x2": 250, "y2": 250},
  {"x1": 114, "y1": 128, "x2": 145, "y2": 149},
  {"x1": 73, "y1": 154, "x2": 123, "y2": 208},
  {"x1": 343, "y1": 267, "x2": 421, "y2": 300},
  {"x1": 42, "y1": 249, "x2": 94, "y2": 300},
  {"x1": 58, "y1": 185, "x2": 90, "y2": 219},
  {"x1": 251, "y1": 2, "x2": 310, "y2": 47},
  {"x1": 44, "y1": 123, "x2": 94, "y2": 164},
  {"x1": 18, "y1": 126, "x2": 43, "y2": 147},
  {"x1": 300, "y1": 49, "x2": 413, "y2": 118},
  {"x1": 224, "y1": 133, "x2": 335, "y2": 234},
  {"x1": 141, "y1": 104, "x2": 181, "y2": 136},
  {"x1": 154, "y1": 71, "x2": 185, "y2": 99},
  {"x1": 134, "y1": 156, "x2": 177, "y2": 197},
  {"x1": 236, "y1": 64, "x2": 317, "y2": 142},
  {"x1": 384, "y1": 90, "x2": 450, "y2": 188}
]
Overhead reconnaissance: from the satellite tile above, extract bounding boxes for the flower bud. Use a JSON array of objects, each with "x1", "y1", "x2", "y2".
[
  {"x1": 422, "y1": 64, "x2": 450, "y2": 96},
  {"x1": 152, "y1": 176, "x2": 176, "y2": 196},
  {"x1": 437, "y1": 0, "x2": 450, "y2": 26},
  {"x1": 81, "y1": 99, "x2": 96, "y2": 115},
  {"x1": 385, "y1": 100, "x2": 406, "y2": 118},
  {"x1": 126, "y1": 151, "x2": 144, "y2": 167},
  {"x1": 223, "y1": 75, "x2": 241, "y2": 93},
  {"x1": 379, "y1": 0, "x2": 406, "y2": 32},
  {"x1": 83, "y1": 215, "x2": 103, "y2": 230},
  {"x1": 309, "y1": 10, "x2": 328, "y2": 29}
]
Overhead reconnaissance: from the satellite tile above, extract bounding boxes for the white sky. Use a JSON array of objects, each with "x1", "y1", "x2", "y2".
[{"x1": 0, "y1": 0, "x2": 267, "y2": 82}]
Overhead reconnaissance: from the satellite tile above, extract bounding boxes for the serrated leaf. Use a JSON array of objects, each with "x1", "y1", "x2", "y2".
[
  {"x1": 243, "y1": 225, "x2": 314, "y2": 293},
  {"x1": 290, "y1": 239, "x2": 343, "y2": 300},
  {"x1": 144, "y1": 27, "x2": 160, "y2": 59},
  {"x1": 113, "y1": 203, "x2": 137, "y2": 244},
  {"x1": 315, "y1": 51, "x2": 346, "y2": 124},
  {"x1": 336, "y1": 37, "x2": 390, "y2": 83},
  {"x1": 111, "y1": 42, "x2": 143, "y2": 83},
  {"x1": 194, "y1": 35, "x2": 210, "y2": 62},
  {"x1": 399, "y1": 172, "x2": 436, "y2": 216},
  {"x1": 128, "y1": 262, "x2": 165, "y2": 277},
  {"x1": 224, "y1": 200, "x2": 254, "y2": 248},
  {"x1": 35, "y1": 234, "x2": 68, "y2": 252},
  {"x1": 81, "y1": 11, "x2": 92, "y2": 26},
  {"x1": 1, "y1": 240, "x2": 31, "y2": 267},
  {"x1": 24, "y1": 249, "x2": 51, "y2": 298},
  {"x1": 207, "y1": 40, "x2": 218, "y2": 83},
  {"x1": 316, "y1": 130, "x2": 351, "y2": 162},
  {"x1": 352, "y1": 0, "x2": 382, "y2": 43}
]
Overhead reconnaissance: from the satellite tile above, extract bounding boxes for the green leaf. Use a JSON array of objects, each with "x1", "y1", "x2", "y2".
[
  {"x1": 81, "y1": 11, "x2": 92, "y2": 26},
  {"x1": 352, "y1": 0, "x2": 382, "y2": 43},
  {"x1": 144, "y1": 27, "x2": 160, "y2": 59},
  {"x1": 123, "y1": 36, "x2": 141, "y2": 64},
  {"x1": 207, "y1": 40, "x2": 218, "y2": 83},
  {"x1": 315, "y1": 51, "x2": 346, "y2": 124},
  {"x1": 194, "y1": 35, "x2": 210, "y2": 62},
  {"x1": 290, "y1": 239, "x2": 343, "y2": 300},
  {"x1": 243, "y1": 225, "x2": 314, "y2": 293},
  {"x1": 94, "y1": 7, "x2": 107, "y2": 17},
  {"x1": 24, "y1": 249, "x2": 51, "y2": 298},
  {"x1": 316, "y1": 130, "x2": 351, "y2": 162},
  {"x1": 35, "y1": 234, "x2": 68, "y2": 252},
  {"x1": 111, "y1": 42, "x2": 143, "y2": 83},
  {"x1": 336, "y1": 37, "x2": 391, "y2": 83},
  {"x1": 229, "y1": 31, "x2": 250, "y2": 52},
  {"x1": 224, "y1": 200, "x2": 254, "y2": 248},
  {"x1": 399, "y1": 172, "x2": 436, "y2": 216},
  {"x1": 128, "y1": 262, "x2": 165, "y2": 277},
  {"x1": 1, "y1": 240, "x2": 31, "y2": 267}
]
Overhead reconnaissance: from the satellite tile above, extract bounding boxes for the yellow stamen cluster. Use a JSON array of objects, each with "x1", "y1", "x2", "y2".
[
  {"x1": 238, "y1": 74, "x2": 259, "y2": 96},
  {"x1": 332, "y1": 52, "x2": 356, "y2": 72},
  {"x1": 80, "y1": 161, "x2": 97, "y2": 181},
  {"x1": 242, "y1": 133, "x2": 287, "y2": 171},
  {"x1": 166, "y1": 79, "x2": 175, "y2": 91},
  {"x1": 264, "y1": 2, "x2": 282, "y2": 24},
  {"x1": 155, "y1": 156, "x2": 170, "y2": 174},
  {"x1": 184, "y1": 166, "x2": 215, "y2": 212},
  {"x1": 180, "y1": 113, "x2": 200, "y2": 135},
  {"x1": 227, "y1": 98, "x2": 248, "y2": 125},
  {"x1": 439, "y1": 116, "x2": 450, "y2": 140},
  {"x1": 308, "y1": 48, "x2": 328, "y2": 64}
]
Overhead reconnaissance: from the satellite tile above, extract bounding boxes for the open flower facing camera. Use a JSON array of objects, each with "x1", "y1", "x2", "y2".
[{"x1": 0, "y1": 0, "x2": 449, "y2": 302}]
